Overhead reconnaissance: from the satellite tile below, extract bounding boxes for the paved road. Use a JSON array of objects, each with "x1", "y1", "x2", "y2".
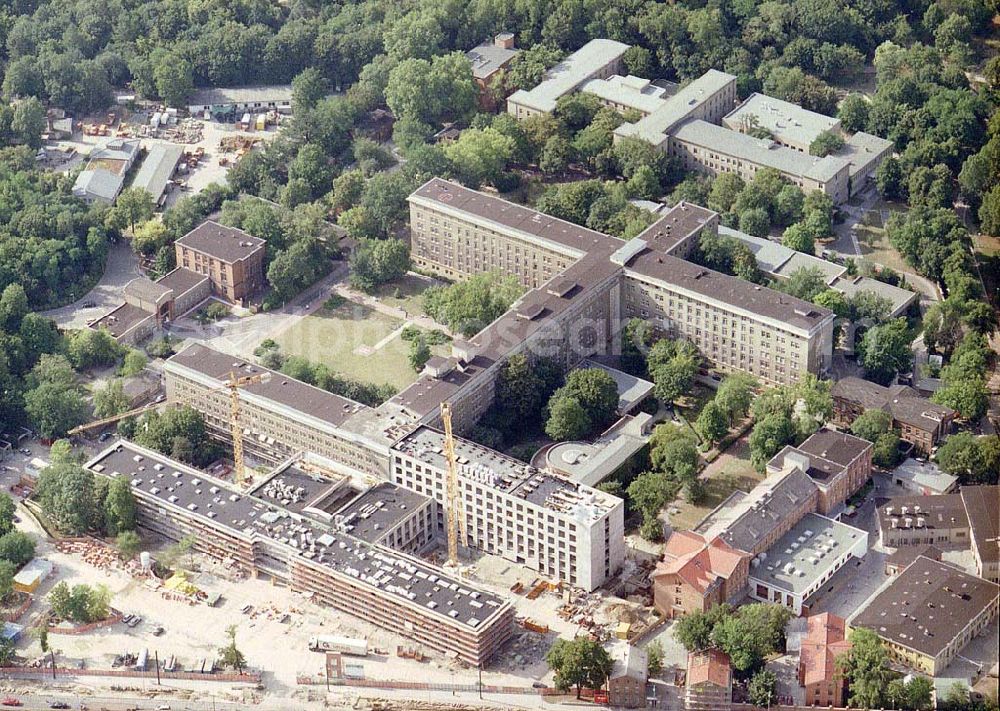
[{"x1": 39, "y1": 242, "x2": 141, "y2": 329}]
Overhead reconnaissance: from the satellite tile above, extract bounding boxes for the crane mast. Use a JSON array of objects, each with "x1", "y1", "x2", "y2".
[{"x1": 441, "y1": 401, "x2": 462, "y2": 566}]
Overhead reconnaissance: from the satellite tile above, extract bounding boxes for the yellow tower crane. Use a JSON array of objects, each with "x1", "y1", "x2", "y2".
[
  {"x1": 440, "y1": 401, "x2": 464, "y2": 567},
  {"x1": 68, "y1": 371, "x2": 269, "y2": 485}
]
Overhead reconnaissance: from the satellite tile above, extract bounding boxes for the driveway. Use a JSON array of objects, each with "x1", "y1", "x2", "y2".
[{"x1": 39, "y1": 240, "x2": 141, "y2": 329}]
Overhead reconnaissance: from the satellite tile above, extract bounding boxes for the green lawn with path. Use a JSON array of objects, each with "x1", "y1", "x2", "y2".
[
  {"x1": 273, "y1": 297, "x2": 443, "y2": 391},
  {"x1": 667, "y1": 440, "x2": 763, "y2": 532}
]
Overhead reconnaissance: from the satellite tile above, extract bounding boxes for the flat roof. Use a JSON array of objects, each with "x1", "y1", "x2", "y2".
[
  {"x1": 410, "y1": 178, "x2": 604, "y2": 257},
  {"x1": 750, "y1": 513, "x2": 867, "y2": 595},
  {"x1": 961, "y1": 485, "x2": 999, "y2": 566},
  {"x1": 132, "y1": 143, "x2": 184, "y2": 201},
  {"x1": 700, "y1": 467, "x2": 819, "y2": 554},
  {"x1": 124, "y1": 277, "x2": 172, "y2": 303},
  {"x1": 165, "y1": 344, "x2": 371, "y2": 430},
  {"x1": 175, "y1": 220, "x2": 266, "y2": 263},
  {"x1": 877, "y1": 494, "x2": 968, "y2": 533},
  {"x1": 795, "y1": 428, "x2": 871, "y2": 469},
  {"x1": 615, "y1": 69, "x2": 737, "y2": 144},
  {"x1": 92, "y1": 303, "x2": 153, "y2": 338},
  {"x1": 188, "y1": 85, "x2": 293, "y2": 106},
  {"x1": 851, "y1": 556, "x2": 999, "y2": 659},
  {"x1": 624, "y1": 250, "x2": 832, "y2": 334},
  {"x1": 723, "y1": 93, "x2": 839, "y2": 147},
  {"x1": 831, "y1": 276, "x2": 917, "y2": 318},
  {"x1": 506, "y1": 39, "x2": 629, "y2": 113},
  {"x1": 87, "y1": 441, "x2": 506, "y2": 629},
  {"x1": 544, "y1": 414, "x2": 652, "y2": 487},
  {"x1": 773, "y1": 252, "x2": 847, "y2": 284},
  {"x1": 251, "y1": 464, "x2": 360, "y2": 520},
  {"x1": 671, "y1": 119, "x2": 850, "y2": 183},
  {"x1": 155, "y1": 267, "x2": 209, "y2": 299},
  {"x1": 580, "y1": 360, "x2": 654, "y2": 412},
  {"x1": 717, "y1": 226, "x2": 794, "y2": 274},
  {"x1": 840, "y1": 131, "x2": 894, "y2": 175},
  {"x1": 466, "y1": 41, "x2": 520, "y2": 79},
  {"x1": 633, "y1": 201, "x2": 717, "y2": 254},
  {"x1": 394, "y1": 426, "x2": 620, "y2": 523},
  {"x1": 581, "y1": 74, "x2": 669, "y2": 115},
  {"x1": 334, "y1": 482, "x2": 432, "y2": 544},
  {"x1": 890, "y1": 459, "x2": 958, "y2": 494}
]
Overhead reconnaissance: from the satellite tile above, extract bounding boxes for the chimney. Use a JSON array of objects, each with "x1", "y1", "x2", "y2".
[{"x1": 495, "y1": 32, "x2": 515, "y2": 49}]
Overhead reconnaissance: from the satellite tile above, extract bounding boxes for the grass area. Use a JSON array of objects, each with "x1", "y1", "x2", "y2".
[
  {"x1": 273, "y1": 298, "x2": 442, "y2": 391},
  {"x1": 667, "y1": 441, "x2": 763, "y2": 532},
  {"x1": 676, "y1": 384, "x2": 714, "y2": 420},
  {"x1": 974, "y1": 234, "x2": 1000, "y2": 257},
  {"x1": 855, "y1": 206, "x2": 913, "y2": 275},
  {"x1": 373, "y1": 273, "x2": 442, "y2": 316}
]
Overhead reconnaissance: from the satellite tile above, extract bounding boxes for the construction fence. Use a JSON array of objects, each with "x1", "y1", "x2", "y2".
[
  {"x1": 296, "y1": 676, "x2": 542, "y2": 696},
  {"x1": 0, "y1": 665, "x2": 260, "y2": 684}
]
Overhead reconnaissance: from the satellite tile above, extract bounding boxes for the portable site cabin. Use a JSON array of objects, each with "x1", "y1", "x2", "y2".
[{"x1": 13, "y1": 558, "x2": 54, "y2": 593}]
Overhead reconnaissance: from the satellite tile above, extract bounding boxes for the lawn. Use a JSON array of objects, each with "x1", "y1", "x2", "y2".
[
  {"x1": 373, "y1": 273, "x2": 443, "y2": 316},
  {"x1": 855, "y1": 206, "x2": 913, "y2": 275},
  {"x1": 273, "y1": 298, "x2": 440, "y2": 391},
  {"x1": 666, "y1": 440, "x2": 763, "y2": 532}
]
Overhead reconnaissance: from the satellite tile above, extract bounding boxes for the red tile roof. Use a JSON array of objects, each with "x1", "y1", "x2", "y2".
[
  {"x1": 800, "y1": 613, "x2": 851, "y2": 687},
  {"x1": 687, "y1": 649, "x2": 732, "y2": 688},
  {"x1": 654, "y1": 531, "x2": 749, "y2": 594}
]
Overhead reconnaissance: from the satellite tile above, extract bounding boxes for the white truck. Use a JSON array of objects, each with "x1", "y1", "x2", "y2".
[{"x1": 308, "y1": 635, "x2": 368, "y2": 656}]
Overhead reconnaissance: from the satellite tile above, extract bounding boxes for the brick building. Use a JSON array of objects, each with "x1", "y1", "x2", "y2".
[
  {"x1": 876, "y1": 494, "x2": 970, "y2": 549},
  {"x1": 768, "y1": 428, "x2": 873, "y2": 514},
  {"x1": 174, "y1": 220, "x2": 266, "y2": 304},
  {"x1": 685, "y1": 649, "x2": 732, "y2": 711},
  {"x1": 607, "y1": 642, "x2": 648, "y2": 708},
  {"x1": 962, "y1": 485, "x2": 1000, "y2": 583},
  {"x1": 798, "y1": 612, "x2": 852, "y2": 707},
  {"x1": 831, "y1": 377, "x2": 955, "y2": 454},
  {"x1": 651, "y1": 531, "x2": 749, "y2": 619}
]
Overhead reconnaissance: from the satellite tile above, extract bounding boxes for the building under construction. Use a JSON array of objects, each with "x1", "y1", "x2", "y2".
[{"x1": 85, "y1": 441, "x2": 514, "y2": 666}]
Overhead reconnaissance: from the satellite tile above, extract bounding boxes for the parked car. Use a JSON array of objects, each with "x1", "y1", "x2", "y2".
[
  {"x1": 49, "y1": 702, "x2": 70, "y2": 709},
  {"x1": 98, "y1": 432, "x2": 113, "y2": 442},
  {"x1": 1, "y1": 697, "x2": 21, "y2": 707}
]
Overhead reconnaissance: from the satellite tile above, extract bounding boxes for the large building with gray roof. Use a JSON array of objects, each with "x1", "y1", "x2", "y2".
[
  {"x1": 748, "y1": 512, "x2": 868, "y2": 614},
  {"x1": 86, "y1": 441, "x2": 513, "y2": 665},
  {"x1": 507, "y1": 38, "x2": 629, "y2": 117},
  {"x1": 392, "y1": 425, "x2": 625, "y2": 591}
]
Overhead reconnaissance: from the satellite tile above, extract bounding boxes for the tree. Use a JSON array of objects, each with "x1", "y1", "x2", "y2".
[
  {"x1": 67, "y1": 328, "x2": 125, "y2": 371},
  {"x1": 809, "y1": 130, "x2": 845, "y2": 157},
  {"x1": 931, "y1": 377, "x2": 989, "y2": 422},
  {"x1": 0, "y1": 284, "x2": 29, "y2": 332},
  {"x1": 104, "y1": 475, "x2": 137, "y2": 536},
  {"x1": 557, "y1": 369, "x2": 619, "y2": 427},
  {"x1": 408, "y1": 336, "x2": 431, "y2": 372},
  {"x1": 747, "y1": 669, "x2": 777, "y2": 707},
  {"x1": 781, "y1": 222, "x2": 815, "y2": 254},
  {"x1": 0, "y1": 531, "x2": 35, "y2": 568},
  {"x1": 850, "y1": 409, "x2": 893, "y2": 444},
  {"x1": 0, "y1": 493, "x2": 15, "y2": 537},
  {"x1": 546, "y1": 637, "x2": 613, "y2": 698},
  {"x1": 444, "y1": 127, "x2": 514, "y2": 189},
  {"x1": 93, "y1": 379, "x2": 130, "y2": 419},
  {"x1": 627, "y1": 472, "x2": 673, "y2": 540},
  {"x1": 11, "y1": 97, "x2": 46, "y2": 149},
  {"x1": 349, "y1": 238, "x2": 410, "y2": 293},
  {"x1": 106, "y1": 187, "x2": 155, "y2": 235},
  {"x1": 36, "y1": 461, "x2": 100, "y2": 535},
  {"x1": 935, "y1": 432, "x2": 995, "y2": 484},
  {"x1": 708, "y1": 174, "x2": 745, "y2": 214},
  {"x1": 24, "y1": 382, "x2": 88, "y2": 439},
  {"x1": 836, "y1": 628, "x2": 892, "y2": 710},
  {"x1": 119, "y1": 349, "x2": 147, "y2": 377},
  {"x1": 857, "y1": 318, "x2": 913, "y2": 385},
  {"x1": 423, "y1": 270, "x2": 523, "y2": 335},
  {"x1": 545, "y1": 395, "x2": 591, "y2": 441},
  {"x1": 495, "y1": 354, "x2": 562, "y2": 428},
  {"x1": 116, "y1": 530, "x2": 141, "y2": 560},
  {"x1": 218, "y1": 624, "x2": 247, "y2": 672},
  {"x1": 715, "y1": 374, "x2": 757, "y2": 424},
  {"x1": 646, "y1": 640, "x2": 664, "y2": 676},
  {"x1": 838, "y1": 94, "x2": 869, "y2": 133},
  {"x1": 0, "y1": 560, "x2": 14, "y2": 602},
  {"x1": 695, "y1": 401, "x2": 727, "y2": 444},
  {"x1": 876, "y1": 157, "x2": 904, "y2": 200},
  {"x1": 780, "y1": 267, "x2": 828, "y2": 301},
  {"x1": 980, "y1": 185, "x2": 1000, "y2": 237},
  {"x1": 291, "y1": 67, "x2": 328, "y2": 112},
  {"x1": 673, "y1": 608, "x2": 722, "y2": 652},
  {"x1": 739, "y1": 207, "x2": 770, "y2": 237},
  {"x1": 48, "y1": 582, "x2": 111, "y2": 623},
  {"x1": 153, "y1": 55, "x2": 194, "y2": 108},
  {"x1": 266, "y1": 239, "x2": 330, "y2": 303},
  {"x1": 749, "y1": 412, "x2": 794, "y2": 471}
]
